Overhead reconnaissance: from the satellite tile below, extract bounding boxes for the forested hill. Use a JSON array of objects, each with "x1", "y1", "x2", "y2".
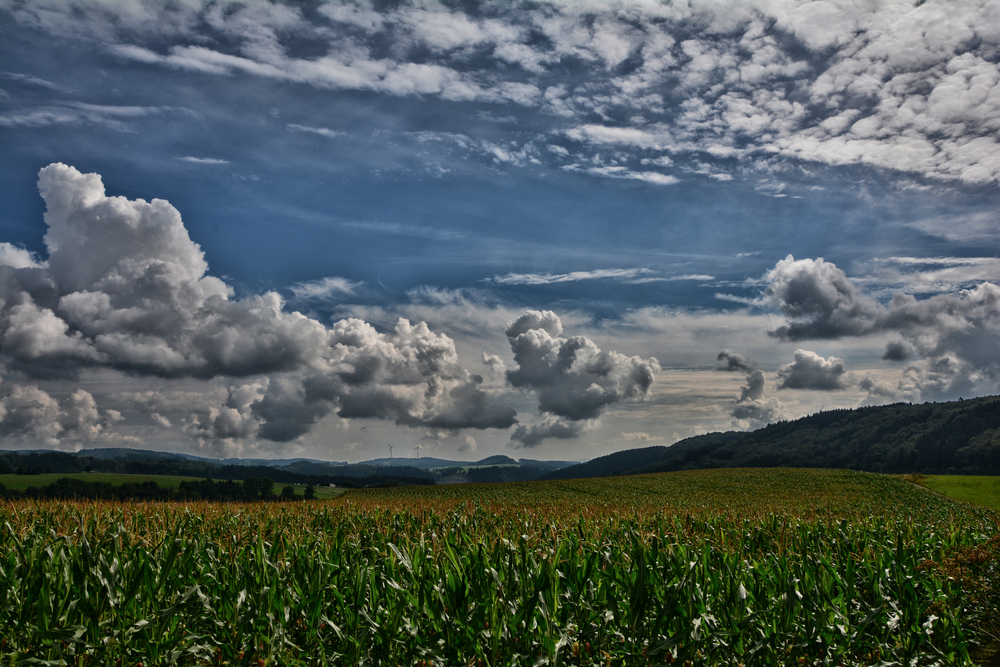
[{"x1": 544, "y1": 395, "x2": 1000, "y2": 480}]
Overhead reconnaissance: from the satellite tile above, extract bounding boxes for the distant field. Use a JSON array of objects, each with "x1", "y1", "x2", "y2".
[
  {"x1": 0, "y1": 472, "x2": 345, "y2": 498},
  {"x1": 0, "y1": 472, "x2": 203, "y2": 490},
  {"x1": 917, "y1": 474, "x2": 1000, "y2": 513},
  {"x1": 1, "y1": 468, "x2": 997, "y2": 665}
]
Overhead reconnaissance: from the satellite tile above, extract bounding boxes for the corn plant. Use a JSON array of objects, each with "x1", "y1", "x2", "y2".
[{"x1": 0, "y1": 468, "x2": 996, "y2": 665}]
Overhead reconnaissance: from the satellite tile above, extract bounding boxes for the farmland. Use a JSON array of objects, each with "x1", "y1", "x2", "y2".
[
  {"x1": 0, "y1": 472, "x2": 345, "y2": 500},
  {"x1": 0, "y1": 472, "x2": 204, "y2": 491},
  {"x1": 1, "y1": 468, "x2": 998, "y2": 666},
  {"x1": 916, "y1": 475, "x2": 1000, "y2": 514}
]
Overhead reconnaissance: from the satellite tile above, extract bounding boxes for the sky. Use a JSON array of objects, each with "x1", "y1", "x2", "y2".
[{"x1": 1, "y1": 0, "x2": 998, "y2": 463}]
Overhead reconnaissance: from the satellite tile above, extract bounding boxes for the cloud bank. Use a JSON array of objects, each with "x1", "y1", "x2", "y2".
[
  {"x1": 0, "y1": 164, "x2": 664, "y2": 451},
  {"x1": 763, "y1": 255, "x2": 1000, "y2": 402},
  {"x1": 7, "y1": 0, "x2": 1000, "y2": 184}
]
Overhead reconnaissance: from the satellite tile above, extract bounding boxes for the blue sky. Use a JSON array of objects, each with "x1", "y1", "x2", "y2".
[{"x1": 1, "y1": 0, "x2": 998, "y2": 462}]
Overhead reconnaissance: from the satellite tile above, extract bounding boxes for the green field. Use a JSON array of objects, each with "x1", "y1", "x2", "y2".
[
  {"x1": 0, "y1": 472, "x2": 345, "y2": 499},
  {"x1": 916, "y1": 474, "x2": 1000, "y2": 513},
  {"x1": 0, "y1": 472, "x2": 203, "y2": 490},
  {"x1": 0, "y1": 468, "x2": 997, "y2": 665}
]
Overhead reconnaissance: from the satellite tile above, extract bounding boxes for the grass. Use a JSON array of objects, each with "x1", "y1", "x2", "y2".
[
  {"x1": 0, "y1": 468, "x2": 997, "y2": 665},
  {"x1": 0, "y1": 472, "x2": 204, "y2": 490},
  {"x1": 0, "y1": 472, "x2": 347, "y2": 499},
  {"x1": 913, "y1": 474, "x2": 1000, "y2": 513}
]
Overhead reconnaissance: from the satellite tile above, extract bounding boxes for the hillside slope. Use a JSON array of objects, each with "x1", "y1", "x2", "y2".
[{"x1": 548, "y1": 396, "x2": 1000, "y2": 480}]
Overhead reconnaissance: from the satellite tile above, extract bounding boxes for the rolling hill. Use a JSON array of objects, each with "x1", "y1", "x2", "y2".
[{"x1": 545, "y1": 395, "x2": 1000, "y2": 480}]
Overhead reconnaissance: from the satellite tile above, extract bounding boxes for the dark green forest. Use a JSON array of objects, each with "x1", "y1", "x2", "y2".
[
  {"x1": 0, "y1": 476, "x2": 313, "y2": 502},
  {"x1": 545, "y1": 395, "x2": 1000, "y2": 480}
]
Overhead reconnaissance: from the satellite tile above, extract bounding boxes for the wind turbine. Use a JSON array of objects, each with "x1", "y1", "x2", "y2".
[
  {"x1": 414, "y1": 444, "x2": 422, "y2": 459},
  {"x1": 387, "y1": 444, "x2": 394, "y2": 459}
]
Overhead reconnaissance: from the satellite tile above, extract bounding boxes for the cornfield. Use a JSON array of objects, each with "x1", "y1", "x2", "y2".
[{"x1": 1, "y1": 468, "x2": 997, "y2": 666}]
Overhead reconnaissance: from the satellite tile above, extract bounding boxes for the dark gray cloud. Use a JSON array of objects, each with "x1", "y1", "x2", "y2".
[
  {"x1": 505, "y1": 310, "x2": 658, "y2": 446},
  {"x1": 716, "y1": 348, "x2": 785, "y2": 430},
  {"x1": 726, "y1": 362, "x2": 786, "y2": 430},
  {"x1": 510, "y1": 415, "x2": 596, "y2": 449},
  {"x1": 882, "y1": 340, "x2": 913, "y2": 362},
  {"x1": 764, "y1": 256, "x2": 880, "y2": 340},
  {"x1": 717, "y1": 349, "x2": 757, "y2": 373},
  {"x1": 776, "y1": 349, "x2": 849, "y2": 391},
  {"x1": 739, "y1": 369, "x2": 767, "y2": 402}
]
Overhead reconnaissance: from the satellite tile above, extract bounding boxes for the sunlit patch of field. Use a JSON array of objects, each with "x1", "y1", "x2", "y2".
[
  {"x1": 1, "y1": 468, "x2": 997, "y2": 665},
  {"x1": 0, "y1": 472, "x2": 204, "y2": 490},
  {"x1": 911, "y1": 474, "x2": 1000, "y2": 514},
  {"x1": 0, "y1": 472, "x2": 345, "y2": 499}
]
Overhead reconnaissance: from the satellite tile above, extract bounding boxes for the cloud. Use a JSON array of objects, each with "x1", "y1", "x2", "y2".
[
  {"x1": 289, "y1": 276, "x2": 362, "y2": 301},
  {"x1": 738, "y1": 368, "x2": 768, "y2": 401},
  {"x1": 489, "y1": 268, "x2": 656, "y2": 286},
  {"x1": 564, "y1": 164, "x2": 680, "y2": 186},
  {"x1": 12, "y1": 1, "x2": 1000, "y2": 183},
  {"x1": 0, "y1": 383, "x2": 125, "y2": 449},
  {"x1": 510, "y1": 415, "x2": 598, "y2": 449},
  {"x1": 504, "y1": 310, "x2": 658, "y2": 446},
  {"x1": 618, "y1": 431, "x2": 661, "y2": 443},
  {"x1": 287, "y1": 123, "x2": 344, "y2": 139},
  {"x1": 731, "y1": 393, "x2": 785, "y2": 430},
  {"x1": 776, "y1": 349, "x2": 849, "y2": 391},
  {"x1": 0, "y1": 71, "x2": 64, "y2": 90},
  {"x1": 717, "y1": 350, "x2": 786, "y2": 429},
  {"x1": 762, "y1": 255, "x2": 1000, "y2": 399},
  {"x1": 881, "y1": 282, "x2": 1000, "y2": 380},
  {"x1": 183, "y1": 382, "x2": 265, "y2": 455},
  {"x1": 764, "y1": 256, "x2": 881, "y2": 340},
  {"x1": 729, "y1": 368, "x2": 786, "y2": 431},
  {"x1": 457, "y1": 434, "x2": 476, "y2": 453},
  {"x1": 176, "y1": 156, "x2": 229, "y2": 165},
  {"x1": 0, "y1": 103, "x2": 177, "y2": 130},
  {"x1": 716, "y1": 349, "x2": 757, "y2": 373},
  {"x1": 858, "y1": 375, "x2": 908, "y2": 404},
  {"x1": 482, "y1": 352, "x2": 506, "y2": 375},
  {"x1": 0, "y1": 243, "x2": 45, "y2": 270},
  {"x1": 565, "y1": 125, "x2": 669, "y2": 150},
  {"x1": 0, "y1": 163, "x2": 521, "y2": 446},
  {"x1": 881, "y1": 340, "x2": 913, "y2": 362}
]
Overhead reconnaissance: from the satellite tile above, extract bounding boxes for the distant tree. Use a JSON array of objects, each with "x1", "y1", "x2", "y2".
[
  {"x1": 281, "y1": 485, "x2": 296, "y2": 500},
  {"x1": 304, "y1": 484, "x2": 316, "y2": 500},
  {"x1": 243, "y1": 477, "x2": 275, "y2": 500}
]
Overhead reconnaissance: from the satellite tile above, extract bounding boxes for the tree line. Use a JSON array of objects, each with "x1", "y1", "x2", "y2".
[{"x1": 0, "y1": 476, "x2": 318, "y2": 502}]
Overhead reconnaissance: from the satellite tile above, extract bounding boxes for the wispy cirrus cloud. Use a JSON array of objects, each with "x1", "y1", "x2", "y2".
[
  {"x1": 1, "y1": 71, "x2": 66, "y2": 90},
  {"x1": 0, "y1": 102, "x2": 178, "y2": 129},
  {"x1": 176, "y1": 156, "x2": 229, "y2": 165},
  {"x1": 289, "y1": 276, "x2": 363, "y2": 301},
  {"x1": 489, "y1": 268, "x2": 657, "y2": 286},
  {"x1": 287, "y1": 123, "x2": 344, "y2": 139},
  {"x1": 490, "y1": 269, "x2": 712, "y2": 286}
]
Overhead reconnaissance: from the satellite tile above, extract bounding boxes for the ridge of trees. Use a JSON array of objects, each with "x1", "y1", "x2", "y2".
[
  {"x1": 545, "y1": 396, "x2": 1000, "y2": 480},
  {"x1": 0, "y1": 476, "x2": 317, "y2": 502}
]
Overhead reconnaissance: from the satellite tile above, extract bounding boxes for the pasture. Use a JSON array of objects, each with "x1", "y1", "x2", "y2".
[
  {"x1": 917, "y1": 474, "x2": 1000, "y2": 514},
  {"x1": 0, "y1": 468, "x2": 997, "y2": 665},
  {"x1": 0, "y1": 472, "x2": 345, "y2": 499}
]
